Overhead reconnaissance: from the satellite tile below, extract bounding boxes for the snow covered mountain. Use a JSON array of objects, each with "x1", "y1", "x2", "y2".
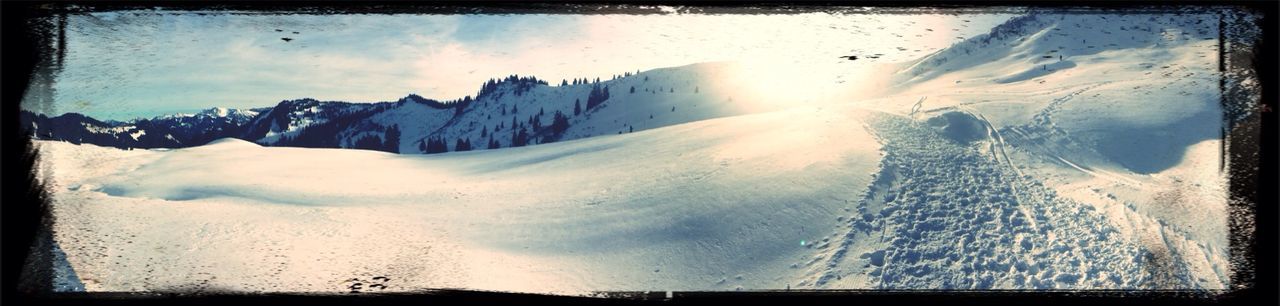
[
  {"x1": 24, "y1": 61, "x2": 797, "y2": 155},
  {"x1": 27, "y1": 11, "x2": 1241, "y2": 294},
  {"x1": 21, "y1": 107, "x2": 263, "y2": 149},
  {"x1": 241, "y1": 61, "x2": 815, "y2": 154}
]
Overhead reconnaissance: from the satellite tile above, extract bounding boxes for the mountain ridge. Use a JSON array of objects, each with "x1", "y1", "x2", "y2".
[{"x1": 21, "y1": 61, "x2": 766, "y2": 154}]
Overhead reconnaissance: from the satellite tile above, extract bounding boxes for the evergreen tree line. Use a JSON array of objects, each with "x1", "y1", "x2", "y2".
[
  {"x1": 478, "y1": 75, "x2": 549, "y2": 98},
  {"x1": 421, "y1": 136, "x2": 448, "y2": 153},
  {"x1": 559, "y1": 68, "x2": 644, "y2": 87},
  {"x1": 585, "y1": 83, "x2": 611, "y2": 110},
  {"x1": 275, "y1": 106, "x2": 393, "y2": 152},
  {"x1": 421, "y1": 135, "x2": 479, "y2": 154},
  {"x1": 350, "y1": 124, "x2": 400, "y2": 153},
  {"x1": 424, "y1": 106, "x2": 573, "y2": 155}
]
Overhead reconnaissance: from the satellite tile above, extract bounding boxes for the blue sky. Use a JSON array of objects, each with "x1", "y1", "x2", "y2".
[{"x1": 29, "y1": 10, "x2": 1013, "y2": 120}]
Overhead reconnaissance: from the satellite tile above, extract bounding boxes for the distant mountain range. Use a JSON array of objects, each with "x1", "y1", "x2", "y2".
[
  {"x1": 21, "y1": 106, "x2": 264, "y2": 149},
  {"x1": 21, "y1": 62, "x2": 782, "y2": 154}
]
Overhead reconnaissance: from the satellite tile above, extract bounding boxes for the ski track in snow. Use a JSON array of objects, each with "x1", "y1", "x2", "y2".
[{"x1": 797, "y1": 111, "x2": 1200, "y2": 289}]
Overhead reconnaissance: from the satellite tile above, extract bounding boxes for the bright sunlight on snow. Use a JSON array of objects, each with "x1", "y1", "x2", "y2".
[{"x1": 20, "y1": 7, "x2": 1255, "y2": 296}]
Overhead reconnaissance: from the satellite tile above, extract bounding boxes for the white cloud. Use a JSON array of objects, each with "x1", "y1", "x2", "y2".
[{"x1": 45, "y1": 10, "x2": 1013, "y2": 120}]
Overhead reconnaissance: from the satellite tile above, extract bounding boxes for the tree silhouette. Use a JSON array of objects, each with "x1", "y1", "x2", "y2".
[
  {"x1": 550, "y1": 111, "x2": 570, "y2": 135},
  {"x1": 352, "y1": 135, "x2": 382, "y2": 151},
  {"x1": 586, "y1": 84, "x2": 611, "y2": 110},
  {"x1": 382, "y1": 125, "x2": 400, "y2": 153},
  {"x1": 455, "y1": 138, "x2": 472, "y2": 152},
  {"x1": 511, "y1": 127, "x2": 529, "y2": 147},
  {"x1": 423, "y1": 137, "x2": 449, "y2": 154}
]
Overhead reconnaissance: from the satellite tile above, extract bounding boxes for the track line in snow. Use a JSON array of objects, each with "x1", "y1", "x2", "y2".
[{"x1": 798, "y1": 111, "x2": 1190, "y2": 289}]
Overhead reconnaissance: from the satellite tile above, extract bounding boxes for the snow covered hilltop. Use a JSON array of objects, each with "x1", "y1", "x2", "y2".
[
  {"x1": 22, "y1": 62, "x2": 801, "y2": 154},
  {"x1": 29, "y1": 11, "x2": 1237, "y2": 294}
]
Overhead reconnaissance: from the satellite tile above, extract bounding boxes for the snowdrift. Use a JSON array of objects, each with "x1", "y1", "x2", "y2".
[
  {"x1": 39, "y1": 103, "x2": 883, "y2": 293},
  {"x1": 868, "y1": 12, "x2": 1229, "y2": 290},
  {"x1": 30, "y1": 11, "x2": 1234, "y2": 294}
]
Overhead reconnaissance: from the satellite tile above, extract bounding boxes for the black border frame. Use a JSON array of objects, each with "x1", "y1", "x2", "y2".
[{"x1": 3, "y1": 1, "x2": 1274, "y2": 305}]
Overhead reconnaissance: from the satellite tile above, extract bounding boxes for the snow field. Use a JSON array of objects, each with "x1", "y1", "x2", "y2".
[{"x1": 39, "y1": 103, "x2": 884, "y2": 294}]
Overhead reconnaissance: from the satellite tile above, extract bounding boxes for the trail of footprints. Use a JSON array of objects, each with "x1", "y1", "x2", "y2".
[{"x1": 794, "y1": 112, "x2": 1194, "y2": 289}]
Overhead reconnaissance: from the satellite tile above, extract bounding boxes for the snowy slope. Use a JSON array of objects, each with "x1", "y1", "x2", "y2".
[
  {"x1": 850, "y1": 12, "x2": 1230, "y2": 289},
  {"x1": 379, "y1": 61, "x2": 831, "y2": 154},
  {"x1": 38, "y1": 103, "x2": 883, "y2": 294},
  {"x1": 27, "y1": 60, "x2": 878, "y2": 155},
  {"x1": 225, "y1": 62, "x2": 800, "y2": 154},
  {"x1": 29, "y1": 11, "x2": 1234, "y2": 294},
  {"x1": 241, "y1": 98, "x2": 389, "y2": 145}
]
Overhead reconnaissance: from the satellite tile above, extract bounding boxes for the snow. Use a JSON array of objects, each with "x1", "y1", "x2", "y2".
[
  {"x1": 367, "y1": 100, "x2": 454, "y2": 153},
  {"x1": 37, "y1": 103, "x2": 883, "y2": 294},
  {"x1": 128, "y1": 129, "x2": 145, "y2": 141},
  {"x1": 32, "y1": 11, "x2": 1232, "y2": 294},
  {"x1": 856, "y1": 12, "x2": 1230, "y2": 289},
  {"x1": 209, "y1": 107, "x2": 229, "y2": 117},
  {"x1": 362, "y1": 61, "x2": 887, "y2": 153},
  {"x1": 82, "y1": 123, "x2": 132, "y2": 135}
]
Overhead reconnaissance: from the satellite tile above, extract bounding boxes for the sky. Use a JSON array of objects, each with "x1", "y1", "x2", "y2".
[{"x1": 31, "y1": 8, "x2": 1015, "y2": 120}]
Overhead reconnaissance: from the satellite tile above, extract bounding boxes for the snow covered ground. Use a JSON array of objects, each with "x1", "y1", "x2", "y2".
[
  {"x1": 37, "y1": 104, "x2": 883, "y2": 294},
  {"x1": 31, "y1": 12, "x2": 1234, "y2": 294},
  {"x1": 862, "y1": 12, "x2": 1231, "y2": 289}
]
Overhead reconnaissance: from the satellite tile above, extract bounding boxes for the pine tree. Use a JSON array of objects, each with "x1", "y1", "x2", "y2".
[
  {"x1": 424, "y1": 137, "x2": 449, "y2": 154},
  {"x1": 550, "y1": 111, "x2": 570, "y2": 135},
  {"x1": 383, "y1": 125, "x2": 400, "y2": 153},
  {"x1": 574, "y1": 99, "x2": 582, "y2": 115},
  {"x1": 353, "y1": 135, "x2": 382, "y2": 151},
  {"x1": 511, "y1": 127, "x2": 529, "y2": 147},
  {"x1": 455, "y1": 138, "x2": 472, "y2": 152},
  {"x1": 481, "y1": 126, "x2": 488, "y2": 138},
  {"x1": 630, "y1": 86, "x2": 636, "y2": 94}
]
